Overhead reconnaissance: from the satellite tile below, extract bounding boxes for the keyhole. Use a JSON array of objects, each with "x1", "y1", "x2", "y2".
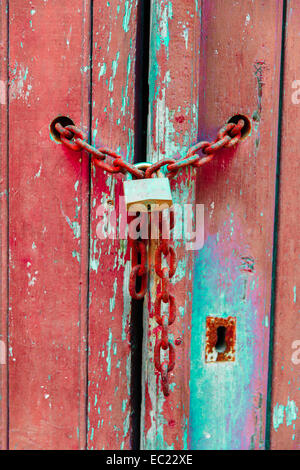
[{"x1": 215, "y1": 326, "x2": 227, "y2": 353}]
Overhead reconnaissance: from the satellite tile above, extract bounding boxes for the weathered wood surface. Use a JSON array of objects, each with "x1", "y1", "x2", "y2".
[
  {"x1": 87, "y1": 0, "x2": 138, "y2": 450},
  {"x1": 7, "y1": 1, "x2": 91, "y2": 449},
  {"x1": 0, "y1": 0, "x2": 8, "y2": 450},
  {"x1": 141, "y1": 0, "x2": 201, "y2": 449},
  {"x1": 270, "y1": 0, "x2": 300, "y2": 450},
  {"x1": 1, "y1": 0, "x2": 299, "y2": 451},
  {"x1": 4, "y1": 0, "x2": 140, "y2": 450},
  {"x1": 189, "y1": 0, "x2": 283, "y2": 450}
]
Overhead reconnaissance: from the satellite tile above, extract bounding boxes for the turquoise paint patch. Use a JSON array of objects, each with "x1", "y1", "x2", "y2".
[
  {"x1": 106, "y1": 328, "x2": 112, "y2": 375},
  {"x1": 122, "y1": 399, "x2": 127, "y2": 413},
  {"x1": 109, "y1": 51, "x2": 120, "y2": 91},
  {"x1": 148, "y1": 0, "x2": 173, "y2": 115},
  {"x1": 273, "y1": 398, "x2": 298, "y2": 431},
  {"x1": 72, "y1": 250, "x2": 80, "y2": 263},
  {"x1": 273, "y1": 403, "x2": 285, "y2": 431},
  {"x1": 90, "y1": 257, "x2": 99, "y2": 273},
  {"x1": 189, "y1": 235, "x2": 258, "y2": 449},
  {"x1": 98, "y1": 62, "x2": 107, "y2": 80},
  {"x1": 286, "y1": 398, "x2": 298, "y2": 427},
  {"x1": 123, "y1": 0, "x2": 132, "y2": 33}
]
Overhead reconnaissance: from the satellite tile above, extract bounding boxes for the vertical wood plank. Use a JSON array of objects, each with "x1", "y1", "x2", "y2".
[
  {"x1": 141, "y1": 0, "x2": 201, "y2": 449},
  {"x1": 270, "y1": 0, "x2": 300, "y2": 449},
  {"x1": 0, "y1": 0, "x2": 8, "y2": 450},
  {"x1": 189, "y1": 0, "x2": 283, "y2": 449},
  {"x1": 87, "y1": 0, "x2": 138, "y2": 449},
  {"x1": 8, "y1": 1, "x2": 90, "y2": 449}
]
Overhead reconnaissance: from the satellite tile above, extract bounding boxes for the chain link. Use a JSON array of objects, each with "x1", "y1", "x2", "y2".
[
  {"x1": 54, "y1": 119, "x2": 244, "y2": 179},
  {"x1": 153, "y1": 214, "x2": 177, "y2": 397},
  {"x1": 129, "y1": 239, "x2": 148, "y2": 300}
]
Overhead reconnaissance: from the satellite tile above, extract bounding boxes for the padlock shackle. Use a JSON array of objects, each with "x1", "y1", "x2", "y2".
[
  {"x1": 144, "y1": 159, "x2": 176, "y2": 179},
  {"x1": 134, "y1": 161, "x2": 167, "y2": 179},
  {"x1": 132, "y1": 162, "x2": 163, "y2": 179},
  {"x1": 134, "y1": 162, "x2": 152, "y2": 171}
]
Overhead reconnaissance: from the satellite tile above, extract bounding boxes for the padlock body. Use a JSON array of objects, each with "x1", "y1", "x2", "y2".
[{"x1": 123, "y1": 178, "x2": 173, "y2": 212}]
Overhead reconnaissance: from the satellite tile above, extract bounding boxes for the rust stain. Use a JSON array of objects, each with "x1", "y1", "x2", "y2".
[{"x1": 205, "y1": 316, "x2": 236, "y2": 363}]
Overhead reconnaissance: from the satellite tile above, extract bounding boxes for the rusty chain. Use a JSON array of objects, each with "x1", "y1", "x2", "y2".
[
  {"x1": 128, "y1": 211, "x2": 177, "y2": 397},
  {"x1": 54, "y1": 119, "x2": 244, "y2": 179},
  {"x1": 153, "y1": 213, "x2": 177, "y2": 397},
  {"x1": 54, "y1": 118, "x2": 243, "y2": 398},
  {"x1": 129, "y1": 239, "x2": 148, "y2": 300}
]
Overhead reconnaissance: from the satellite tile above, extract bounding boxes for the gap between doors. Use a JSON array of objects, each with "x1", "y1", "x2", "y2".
[{"x1": 86, "y1": 0, "x2": 152, "y2": 450}]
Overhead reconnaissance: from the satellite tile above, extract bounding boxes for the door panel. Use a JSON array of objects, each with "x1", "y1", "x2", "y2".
[
  {"x1": 270, "y1": 0, "x2": 300, "y2": 449},
  {"x1": 7, "y1": 1, "x2": 91, "y2": 449},
  {"x1": 189, "y1": 0, "x2": 283, "y2": 450},
  {"x1": 141, "y1": 0, "x2": 201, "y2": 450},
  {"x1": 87, "y1": 0, "x2": 139, "y2": 450},
  {"x1": 0, "y1": 0, "x2": 8, "y2": 450}
]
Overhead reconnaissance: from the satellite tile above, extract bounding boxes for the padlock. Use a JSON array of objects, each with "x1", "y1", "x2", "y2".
[{"x1": 123, "y1": 162, "x2": 173, "y2": 212}]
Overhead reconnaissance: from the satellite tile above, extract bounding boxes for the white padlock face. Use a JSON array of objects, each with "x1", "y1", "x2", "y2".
[{"x1": 123, "y1": 178, "x2": 173, "y2": 212}]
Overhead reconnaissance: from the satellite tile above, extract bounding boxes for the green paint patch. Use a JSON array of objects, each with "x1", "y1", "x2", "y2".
[
  {"x1": 123, "y1": 0, "x2": 132, "y2": 32},
  {"x1": 109, "y1": 278, "x2": 118, "y2": 312},
  {"x1": 90, "y1": 257, "x2": 100, "y2": 272},
  {"x1": 286, "y1": 398, "x2": 298, "y2": 426},
  {"x1": 98, "y1": 62, "x2": 107, "y2": 80},
  {"x1": 273, "y1": 398, "x2": 298, "y2": 431},
  {"x1": 72, "y1": 250, "x2": 80, "y2": 263},
  {"x1": 106, "y1": 328, "x2": 112, "y2": 375}
]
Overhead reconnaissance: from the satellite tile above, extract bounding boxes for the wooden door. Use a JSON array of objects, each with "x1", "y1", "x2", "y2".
[
  {"x1": 269, "y1": 0, "x2": 300, "y2": 450},
  {"x1": 0, "y1": 0, "x2": 299, "y2": 450},
  {"x1": 1, "y1": 0, "x2": 139, "y2": 450},
  {"x1": 189, "y1": 0, "x2": 283, "y2": 450}
]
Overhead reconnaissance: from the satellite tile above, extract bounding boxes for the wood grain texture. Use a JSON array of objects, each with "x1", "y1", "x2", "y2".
[
  {"x1": 189, "y1": 0, "x2": 283, "y2": 450},
  {"x1": 0, "y1": 0, "x2": 8, "y2": 450},
  {"x1": 270, "y1": 0, "x2": 300, "y2": 450},
  {"x1": 8, "y1": 1, "x2": 90, "y2": 449},
  {"x1": 141, "y1": 0, "x2": 201, "y2": 450},
  {"x1": 2, "y1": 0, "x2": 298, "y2": 451},
  {"x1": 87, "y1": 0, "x2": 138, "y2": 450}
]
